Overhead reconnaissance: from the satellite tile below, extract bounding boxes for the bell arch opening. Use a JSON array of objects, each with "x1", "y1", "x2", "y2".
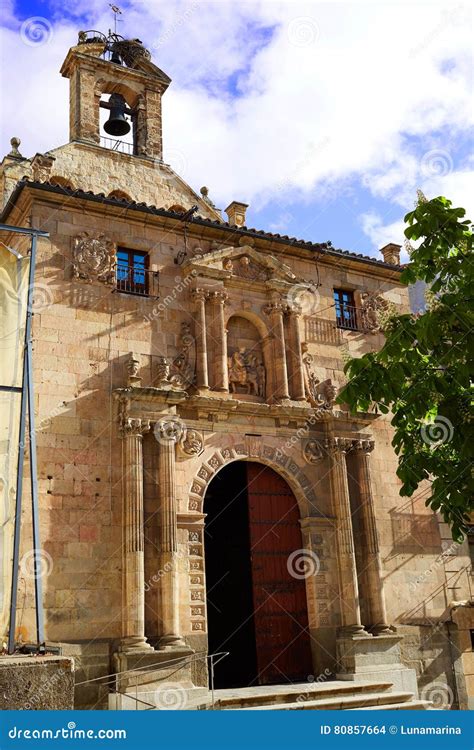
[{"x1": 204, "y1": 459, "x2": 313, "y2": 689}]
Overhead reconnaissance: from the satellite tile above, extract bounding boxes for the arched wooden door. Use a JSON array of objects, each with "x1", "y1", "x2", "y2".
[
  {"x1": 246, "y1": 463, "x2": 312, "y2": 684},
  {"x1": 204, "y1": 461, "x2": 312, "y2": 687}
]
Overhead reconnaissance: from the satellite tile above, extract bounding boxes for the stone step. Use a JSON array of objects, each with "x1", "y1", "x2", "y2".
[
  {"x1": 215, "y1": 681, "x2": 394, "y2": 709},
  {"x1": 232, "y1": 691, "x2": 418, "y2": 711},
  {"x1": 118, "y1": 668, "x2": 193, "y2": 690},
  {"x1": 109, "y1": 686, "x2": 209, "y2": 710},
  {"x1": 349, "y1": 701, "x2": 432, "y2": 711}
]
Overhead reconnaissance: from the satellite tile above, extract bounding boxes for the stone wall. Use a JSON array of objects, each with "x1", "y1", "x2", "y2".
[
  {"x1": 0, "y1": 655, "x2": 74, "y2": 710},
  {"x1": 1, "y1": 187, "x2": 471, "y2": 708}
]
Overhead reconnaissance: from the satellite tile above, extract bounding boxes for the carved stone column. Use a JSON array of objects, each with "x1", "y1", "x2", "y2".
[
  {"x1": 120, "y1": 417, "x2": 153, "y2": 652},
  {"x1": 352, "y1": 440, "x2": 391, "y2": 634},
  {"x1": 326, "y1": 437, "x2": 367, "y2": 637},
  {"x1": 191, "y1": 288, "x2": 209, "y2": 391},
  {"x1": 286, "y1": 305, "x2": 306, "y2": 401},
  {"x1": 264, "y1": 302, "x2": 290, "y2": 401},
  {"x1": 208, "y1": 290, "x2": 229, "y2": 392},
  {"x1": 156, "y1": 419, "x2": 185, "y2": 648}
]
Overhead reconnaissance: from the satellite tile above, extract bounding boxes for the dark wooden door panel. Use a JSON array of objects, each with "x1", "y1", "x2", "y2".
[{"x1": 246, "y1": 463, "x2": 312, "y2": 684}]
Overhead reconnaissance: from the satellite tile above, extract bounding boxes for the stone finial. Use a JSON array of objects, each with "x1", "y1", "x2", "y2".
[
  {"x1": 379, "y1": 243, "x2": 401, "y2": 266},
  {"x1": 200, "y1": 186, "x2": 217, "y2": 209},
  {"x1": 8, "y1": 137, "x2": 22, "y2": 158},
  {"x1": 225, "y1": 200, "x2": 249, "y2": 227}
]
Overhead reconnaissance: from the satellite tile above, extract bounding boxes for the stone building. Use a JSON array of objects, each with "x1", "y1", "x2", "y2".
[{"x1": 0, "y1": 32, "x2": 472, "y2": 710}]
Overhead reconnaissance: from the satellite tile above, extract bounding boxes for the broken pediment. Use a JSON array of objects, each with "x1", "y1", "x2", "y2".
[{"x1": 186, "y1": 244, "x2": 301, "y2": 285}]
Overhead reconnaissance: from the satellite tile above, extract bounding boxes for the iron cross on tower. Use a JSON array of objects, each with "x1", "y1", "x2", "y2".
[{"x1": 109, "y1": 4, "x2": 123, "y2": 35}]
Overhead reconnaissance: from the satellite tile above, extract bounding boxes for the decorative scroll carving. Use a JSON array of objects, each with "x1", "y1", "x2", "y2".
[
  {"x1": 72, "y1": 232, "x2": 115, "y2": 284},
  {"x1": 228, "y1": 348, "x2": 266, "y2": 397},
  {"x1": 301, "y1": 344, "x2": 337, "y2": 409},
  {"x1": 172, "y1": 321, "x2": 196, "y2": 389},
  {"x1": 155, "y1": 417, "x2": 184, "y2": 443},
  {"x1": 360, "y1": 292, "x2": 390, "y2": 333}
]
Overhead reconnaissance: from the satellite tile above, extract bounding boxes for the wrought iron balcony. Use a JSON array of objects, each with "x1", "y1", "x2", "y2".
[
  {"x1": 335, "y1": 304, "x2": 359, "y2": 331},
  {"x1": 114, "y1": 262, "x2": 159, "y2": 298}
]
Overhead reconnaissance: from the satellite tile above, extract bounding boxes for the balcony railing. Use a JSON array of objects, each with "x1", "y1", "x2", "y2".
[
  {"x1": 100, "y1": 136, "x2": 134, "y2": 155},
  {"x1": 114, "y1": 262, "x2": 159, "y2": 298},
  {"x1": 305, "y1": 317, "x2": 344, "y2": 345},
  {"x1": 335, "y1": 304, "x2": 359, "y2": 331}
]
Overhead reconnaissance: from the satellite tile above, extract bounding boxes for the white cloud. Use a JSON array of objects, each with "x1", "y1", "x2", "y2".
[
  {"x1": 360, "y1": 213, "x2": 408, "y2": 260},
  {"x1": 0, "y1": 0, "x2": 472, "y2": 250},
  {"x1": 360, "y1": 164, "x2": 474, "y2": 254}
]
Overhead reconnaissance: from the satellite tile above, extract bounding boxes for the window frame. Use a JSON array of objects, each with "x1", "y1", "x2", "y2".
[
  {"x1": 333, "y1": 288, "x2": 358, "y2": 331},
  {"x1": 115, "y1": 247, "x2": 150, "y2": 296}
]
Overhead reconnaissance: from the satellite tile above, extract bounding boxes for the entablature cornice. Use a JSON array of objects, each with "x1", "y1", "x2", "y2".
[{"x1": 114, "y1": 386, "x2": 378, "y2": 430}]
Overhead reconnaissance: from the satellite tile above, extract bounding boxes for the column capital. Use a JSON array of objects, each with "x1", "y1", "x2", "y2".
[
  {"x1": 207, "y1": 289, "x2": 229, "y2": 304},
  {"x1": 352, "y1": 438, "x2": 375, "y2": 454},
  {"x1": 155, "y1": 417, "x2": 184, "y2": 444},
  {"x1": 285, "y1": 302, "x2": 303, "y2": 317},
  {"x1": 191, "y1": 287, "x2": 207, "y2": 302},
  {"x1": 119, "y1": 417, "x2": 151, "y2": 438},
  {"x1": 325, "y1": 436, "x2": 353, "y2": 454},
  {"x1": 262, "y1": 301, "x2": 285, "y2": 316}
]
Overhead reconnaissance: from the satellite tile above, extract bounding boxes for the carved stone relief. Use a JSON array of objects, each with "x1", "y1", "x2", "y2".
[
  {"x1": 303, "y1": 439, "x2": 325, "y2": 463},
  {"x1": 229, "y1": 255, "x2": 269, "y2": 281},
  {"x1": 172, "y1": 321, "x2": 196, "y2": 388},
  {"x1": 301, "y1": 344, "x2": 337, "y2": 409},
  {"x1": 179, "y1": 429, "x2": 204, "y2": 457},
  {"x1": 360, "y1": 292, "x2": 391, "y2": 333},
  {"x1": 72, "y1": 232, "x2": 116, "y2": 284},
  {"x1": 228, "y1": 348, "x2": 265, "y2": 397}
]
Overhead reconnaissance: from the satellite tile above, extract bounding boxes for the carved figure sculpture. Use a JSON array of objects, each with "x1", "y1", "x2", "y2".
[{"x1": 228, "y1": 348, "x2": 265, "y2": 397}]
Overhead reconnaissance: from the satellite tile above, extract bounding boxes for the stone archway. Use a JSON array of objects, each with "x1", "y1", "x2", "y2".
[
  {"x1": 187, "y1": 442, "x2": 317, "y2": 517},
  {"x1": 203, "y1": 459, "x2": 313, "y2": 688},
  {"x1": 183, "y1": 439, "x2": 324, "y2": 663}
]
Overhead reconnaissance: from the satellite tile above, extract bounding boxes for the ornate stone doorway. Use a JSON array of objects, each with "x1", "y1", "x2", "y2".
[{"x1": 204, "y1": 460, "x2": 312, "y2": 689}]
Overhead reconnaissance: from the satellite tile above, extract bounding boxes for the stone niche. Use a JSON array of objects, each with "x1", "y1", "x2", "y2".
[{"x1": 227, "y1": 315, "x2": 266, "y2": 401}]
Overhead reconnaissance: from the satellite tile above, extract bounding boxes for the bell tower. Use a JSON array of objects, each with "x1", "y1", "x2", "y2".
[{"x1": 60, "y1": 31, "x2": 171, "y2": 160}]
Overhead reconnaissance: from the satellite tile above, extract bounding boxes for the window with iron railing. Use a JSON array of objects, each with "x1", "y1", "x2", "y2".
[
  {"x1": 115, "y1": 248, "x2": 158, "y2": 297},
  {"x1": 333, "y1": 289, "x2": 358, "y2": 330}
]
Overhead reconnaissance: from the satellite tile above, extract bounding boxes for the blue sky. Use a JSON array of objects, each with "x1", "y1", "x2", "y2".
[{"x1": 1, "y1": 0, "x2": 473, "y2": 258}]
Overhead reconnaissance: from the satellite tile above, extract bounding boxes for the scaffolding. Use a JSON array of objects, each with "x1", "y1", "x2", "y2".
[{"x1": 0, "y1": 222, "x2": 49, "y2": 653}]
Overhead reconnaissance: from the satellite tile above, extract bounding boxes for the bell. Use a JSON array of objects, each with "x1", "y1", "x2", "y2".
[{"x1": 104, "y1": 93, "x2": 131, "y2": 137}]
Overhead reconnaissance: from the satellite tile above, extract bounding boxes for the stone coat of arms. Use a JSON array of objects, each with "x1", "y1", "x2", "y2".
[{"x1": 72, "y1": 232, "x2": 116, "y2": 284}]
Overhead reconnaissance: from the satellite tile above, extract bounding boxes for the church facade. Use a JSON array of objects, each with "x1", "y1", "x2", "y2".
[{"x1": 1, "y1": 32, "x2": 472, "y2": 710}]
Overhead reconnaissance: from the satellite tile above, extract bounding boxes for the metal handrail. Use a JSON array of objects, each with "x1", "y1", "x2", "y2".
[
  {"x1": 335, "y1": 304, "x2": 359, "y2": 331},
  {"x1": 113, "y1": 261, "x2": 160, "y2": 298},
  {"x1": 100, "y1": 136, "x2": 134, "y2": 155},
  {"x1": 75, "y1": 650, "x2": 229, "y2": 711}
]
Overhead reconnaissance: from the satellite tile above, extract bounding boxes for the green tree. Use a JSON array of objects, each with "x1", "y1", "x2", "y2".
[{"x1": 338, "y1": 194, "x2": 473, "y2": 540}]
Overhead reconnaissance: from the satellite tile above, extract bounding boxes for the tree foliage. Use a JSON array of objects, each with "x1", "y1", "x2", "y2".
[{"x1": 338, "y1": 195, "x2": 473, "y2": 540}]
